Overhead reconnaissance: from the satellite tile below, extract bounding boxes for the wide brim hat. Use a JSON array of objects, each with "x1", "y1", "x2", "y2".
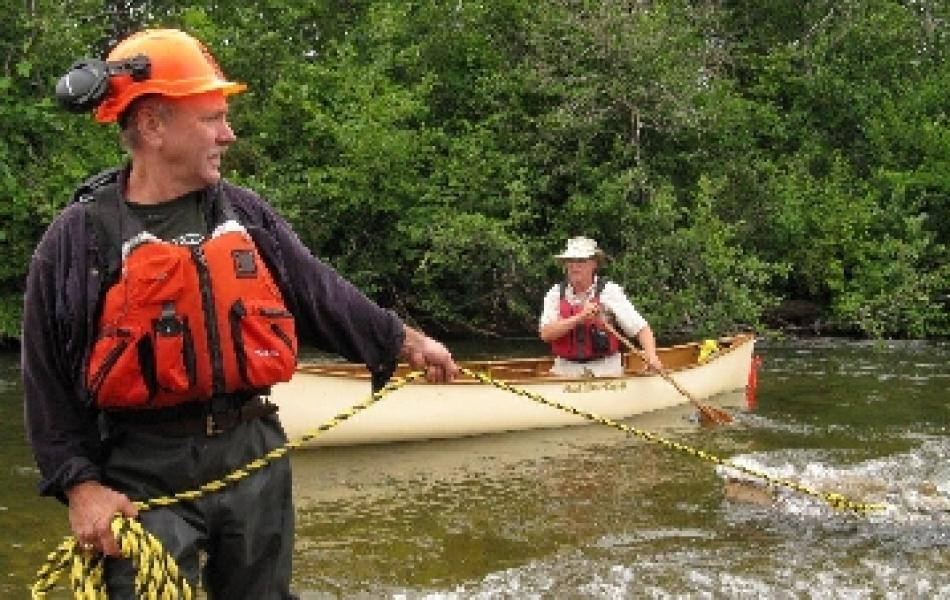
[{"x1": 554, "y1": 236, "x2": 607, "y2": 263}]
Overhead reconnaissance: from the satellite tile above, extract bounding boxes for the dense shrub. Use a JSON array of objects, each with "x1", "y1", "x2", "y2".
[{"x1": 2, "y1": 0, "x2": 946, "y2": 341}]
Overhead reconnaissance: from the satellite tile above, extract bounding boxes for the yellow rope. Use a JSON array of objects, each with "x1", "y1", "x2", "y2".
[
  {"x1": 33, "y1": 368, "x2": 885, "y2": 598},
  {"x1": 460, "y1": 367, "x2": 887, "y2": 514},
  {"x1": 35, "y1": 519, "x2": 193, "y2": 600},
  {"x1": 31, "y1": 373, "x2": 422, "y2": 599}
]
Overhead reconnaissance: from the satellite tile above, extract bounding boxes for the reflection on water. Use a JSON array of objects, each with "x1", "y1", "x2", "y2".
[
  {"x1": 2, "y1": 338, "x2": 948, "y2": 597},
  {"x1": 291, "y1": 415, "x2": 713, "y2": 596}
]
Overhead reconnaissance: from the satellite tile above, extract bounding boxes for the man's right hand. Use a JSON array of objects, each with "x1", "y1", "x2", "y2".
[{"x1": 66, "y1": 480, "x2": 139, "y2": 557}]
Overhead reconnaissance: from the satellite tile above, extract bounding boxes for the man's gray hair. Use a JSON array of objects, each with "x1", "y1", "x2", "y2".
[{"x1": 118, "y1": 95, "x2": 176, "y2": 151}]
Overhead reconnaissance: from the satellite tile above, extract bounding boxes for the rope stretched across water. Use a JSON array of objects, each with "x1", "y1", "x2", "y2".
[
  {"x1": 463, "y1": 368, "x2": 887, "y2": 513},
  {"x1": 32, "y1": 368, "x2": 884, "y2": 598}
]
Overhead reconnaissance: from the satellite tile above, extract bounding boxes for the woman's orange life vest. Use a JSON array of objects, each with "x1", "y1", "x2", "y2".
[
  {"x1": 86, "y1": 219, "x2": 298, "y2": 410},
  {"x1": 549, "y1": 279, "x2": 620, "y2": 361}
]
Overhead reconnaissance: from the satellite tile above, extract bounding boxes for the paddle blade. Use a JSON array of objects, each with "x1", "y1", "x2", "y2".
[{"x1": 697, "y1": 403, "x2": 734, "y2": 425}]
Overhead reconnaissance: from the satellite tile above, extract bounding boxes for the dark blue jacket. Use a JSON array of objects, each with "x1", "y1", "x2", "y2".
[{"x1": 22, "y1": 172, "x2": 404, "y2": 498}]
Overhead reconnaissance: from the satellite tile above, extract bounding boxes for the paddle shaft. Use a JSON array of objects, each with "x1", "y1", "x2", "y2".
[{"x1": 597, "y1": 320, "x2": 732, "y2": 423}]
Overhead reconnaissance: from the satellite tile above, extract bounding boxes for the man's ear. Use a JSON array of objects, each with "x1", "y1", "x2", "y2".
[{"x1": 135, "y1": 103, "x2": 167, "y2": 148}]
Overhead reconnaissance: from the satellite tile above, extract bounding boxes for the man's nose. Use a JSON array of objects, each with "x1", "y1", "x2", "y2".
[{"x1": 218, "y1": 120, "x2": 237, "y2": 144}]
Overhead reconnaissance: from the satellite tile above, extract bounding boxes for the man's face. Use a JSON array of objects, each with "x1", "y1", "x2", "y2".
[{"x1": 158, "y1": 91, "x2": 236, "y2": 189}]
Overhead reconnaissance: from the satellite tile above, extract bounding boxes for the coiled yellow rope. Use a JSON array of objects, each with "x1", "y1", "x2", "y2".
[
  {"x1": 31, "y1": 373, "x2": 423, "y2": 599},
  {"x1": 33, "y1": 368, "x2": 885, "y2": 598},
  {"x1": 49, "y1": 517, "x2": 193, "y2": 599}
]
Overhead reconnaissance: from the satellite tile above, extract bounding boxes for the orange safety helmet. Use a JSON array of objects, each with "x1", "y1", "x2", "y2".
[{"x1": 94, "y1": 29, "x2": 246, "y2": 123}]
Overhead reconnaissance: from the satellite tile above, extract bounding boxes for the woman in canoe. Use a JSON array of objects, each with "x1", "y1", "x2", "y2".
[{"x1": 539, "y1": 236, "x2": 663, "y2": 377}]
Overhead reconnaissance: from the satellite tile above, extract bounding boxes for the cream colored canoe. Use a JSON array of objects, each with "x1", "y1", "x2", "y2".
[{"x1": 271, "y1": 333, "x2": 755, "y2": 447}]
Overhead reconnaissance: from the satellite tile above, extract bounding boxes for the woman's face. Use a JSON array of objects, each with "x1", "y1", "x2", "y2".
[{"x1": 564, "y1": 257, "x2": 597, "y2": 289}]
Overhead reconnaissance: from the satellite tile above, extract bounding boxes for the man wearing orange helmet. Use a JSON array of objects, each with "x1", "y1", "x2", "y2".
[{"x1": 25, "y1": 28, "x2": 458, "y2": 598}]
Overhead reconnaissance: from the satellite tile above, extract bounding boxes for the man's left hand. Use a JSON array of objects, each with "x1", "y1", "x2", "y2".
[{"x1": 401, "y1": 325, "x2": 460, "y2": 383}]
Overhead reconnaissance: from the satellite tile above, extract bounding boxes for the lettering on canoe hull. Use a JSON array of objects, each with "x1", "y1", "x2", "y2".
[{"x1": 563, "y1": 380, "x2": 628, "y2": 394}]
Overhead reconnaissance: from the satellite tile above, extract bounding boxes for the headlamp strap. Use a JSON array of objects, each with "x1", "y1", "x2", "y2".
[{"x1": 107, "y1": 54, "x2": 150, "y2": 81}]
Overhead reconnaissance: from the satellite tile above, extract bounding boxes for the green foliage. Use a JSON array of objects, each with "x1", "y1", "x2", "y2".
[
  {"x1": 833, "y1": 214, "x2": 948, "y2": 338},
  {"x1": 609, "y1": 178, "x2": 784, "y2": 338},
  {"x1": 0, "y1": 0, "x2": 946, "y2": 342},
  {"x1": 400, "y1": 210, "x2": 537, "y2": 335},
  {"x1": 0, "y1": 1, "x2": 125, "y2": 336}
]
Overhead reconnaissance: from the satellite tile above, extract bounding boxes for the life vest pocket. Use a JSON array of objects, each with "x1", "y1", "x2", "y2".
[
  {"x1": 86, "y1": 326, "x2": 152, "y2": 409},
  {"x1": 152, "y1": 310, "x2": 197, "y2": 396},
  {"x1": 229, "y1": 299, "x2": 298, "y2": 388},
  {"x1": 125, "y1": 246, "x2": 187, "y2": 305}
]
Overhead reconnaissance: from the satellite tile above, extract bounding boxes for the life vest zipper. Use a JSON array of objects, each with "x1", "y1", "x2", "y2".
[
  {"x1": 190, "y1": 244, "x2": 226, "y2": 394},
  {"x1": 270, "y1": 320, "x2": 295, "y2": 352},
  {"x1": 88, "y1": 329, "x2": 131, "y2": 395},
  {"x1": 575, "y1": 323, "x2": 587, "y2": 361}
]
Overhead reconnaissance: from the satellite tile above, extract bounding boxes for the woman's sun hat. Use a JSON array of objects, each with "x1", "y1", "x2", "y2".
[{"x1": 554, "y1": 236, "x2": 607, "y2": 262}]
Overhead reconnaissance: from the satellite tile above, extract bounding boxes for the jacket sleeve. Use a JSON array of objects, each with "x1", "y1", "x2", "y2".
[
  {"x1": 22, "y1": 206, "x2": 104, "y2": 500},
  {"x1": 227, "y1": 186, "x2": 405, "y2": 379},
  {"x1": 601, "y1": 281, "x2": 647, "y2": 337},
  {"x1": 538, "y1": 284, "x2": 562, "y2": 330}
]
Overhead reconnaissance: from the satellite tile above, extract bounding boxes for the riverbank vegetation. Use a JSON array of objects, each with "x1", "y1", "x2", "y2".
[{"x1": 2, "y1": 1, "x2": 946, "y2": 341}]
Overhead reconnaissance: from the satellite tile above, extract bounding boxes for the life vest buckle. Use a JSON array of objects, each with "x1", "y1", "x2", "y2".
[
  {"x1": 178, "y1": 233, "x2": 205, "y2": 246},
  {"x1": 206, "y1": 413, "x2": 223, "y2": 436}
]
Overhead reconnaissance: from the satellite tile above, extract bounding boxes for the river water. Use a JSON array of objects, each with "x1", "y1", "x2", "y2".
[{"x1": 1, "y1": 337, "x2": 947, "y2": 598}]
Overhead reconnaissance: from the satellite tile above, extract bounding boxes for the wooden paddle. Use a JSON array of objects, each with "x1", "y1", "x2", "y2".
[{"x1": 598, "y1": 320, "x2": 734, "y2": 425}]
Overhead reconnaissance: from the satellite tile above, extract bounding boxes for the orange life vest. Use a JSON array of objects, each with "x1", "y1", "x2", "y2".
[
  {"x1": 86, "y1": 212, "x2": 298, "y2": 410},
  {"x1": 549, "y1": 279, "x2": 620, "y2": 361}
]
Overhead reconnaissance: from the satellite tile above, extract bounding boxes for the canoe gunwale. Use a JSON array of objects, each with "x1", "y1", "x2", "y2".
[
  {"x1": 294, "y1": 332, "x2": 756, "y2": 385},
  {"x1": 273, "y1": 333, "x2": 755, "y2": 447}
]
